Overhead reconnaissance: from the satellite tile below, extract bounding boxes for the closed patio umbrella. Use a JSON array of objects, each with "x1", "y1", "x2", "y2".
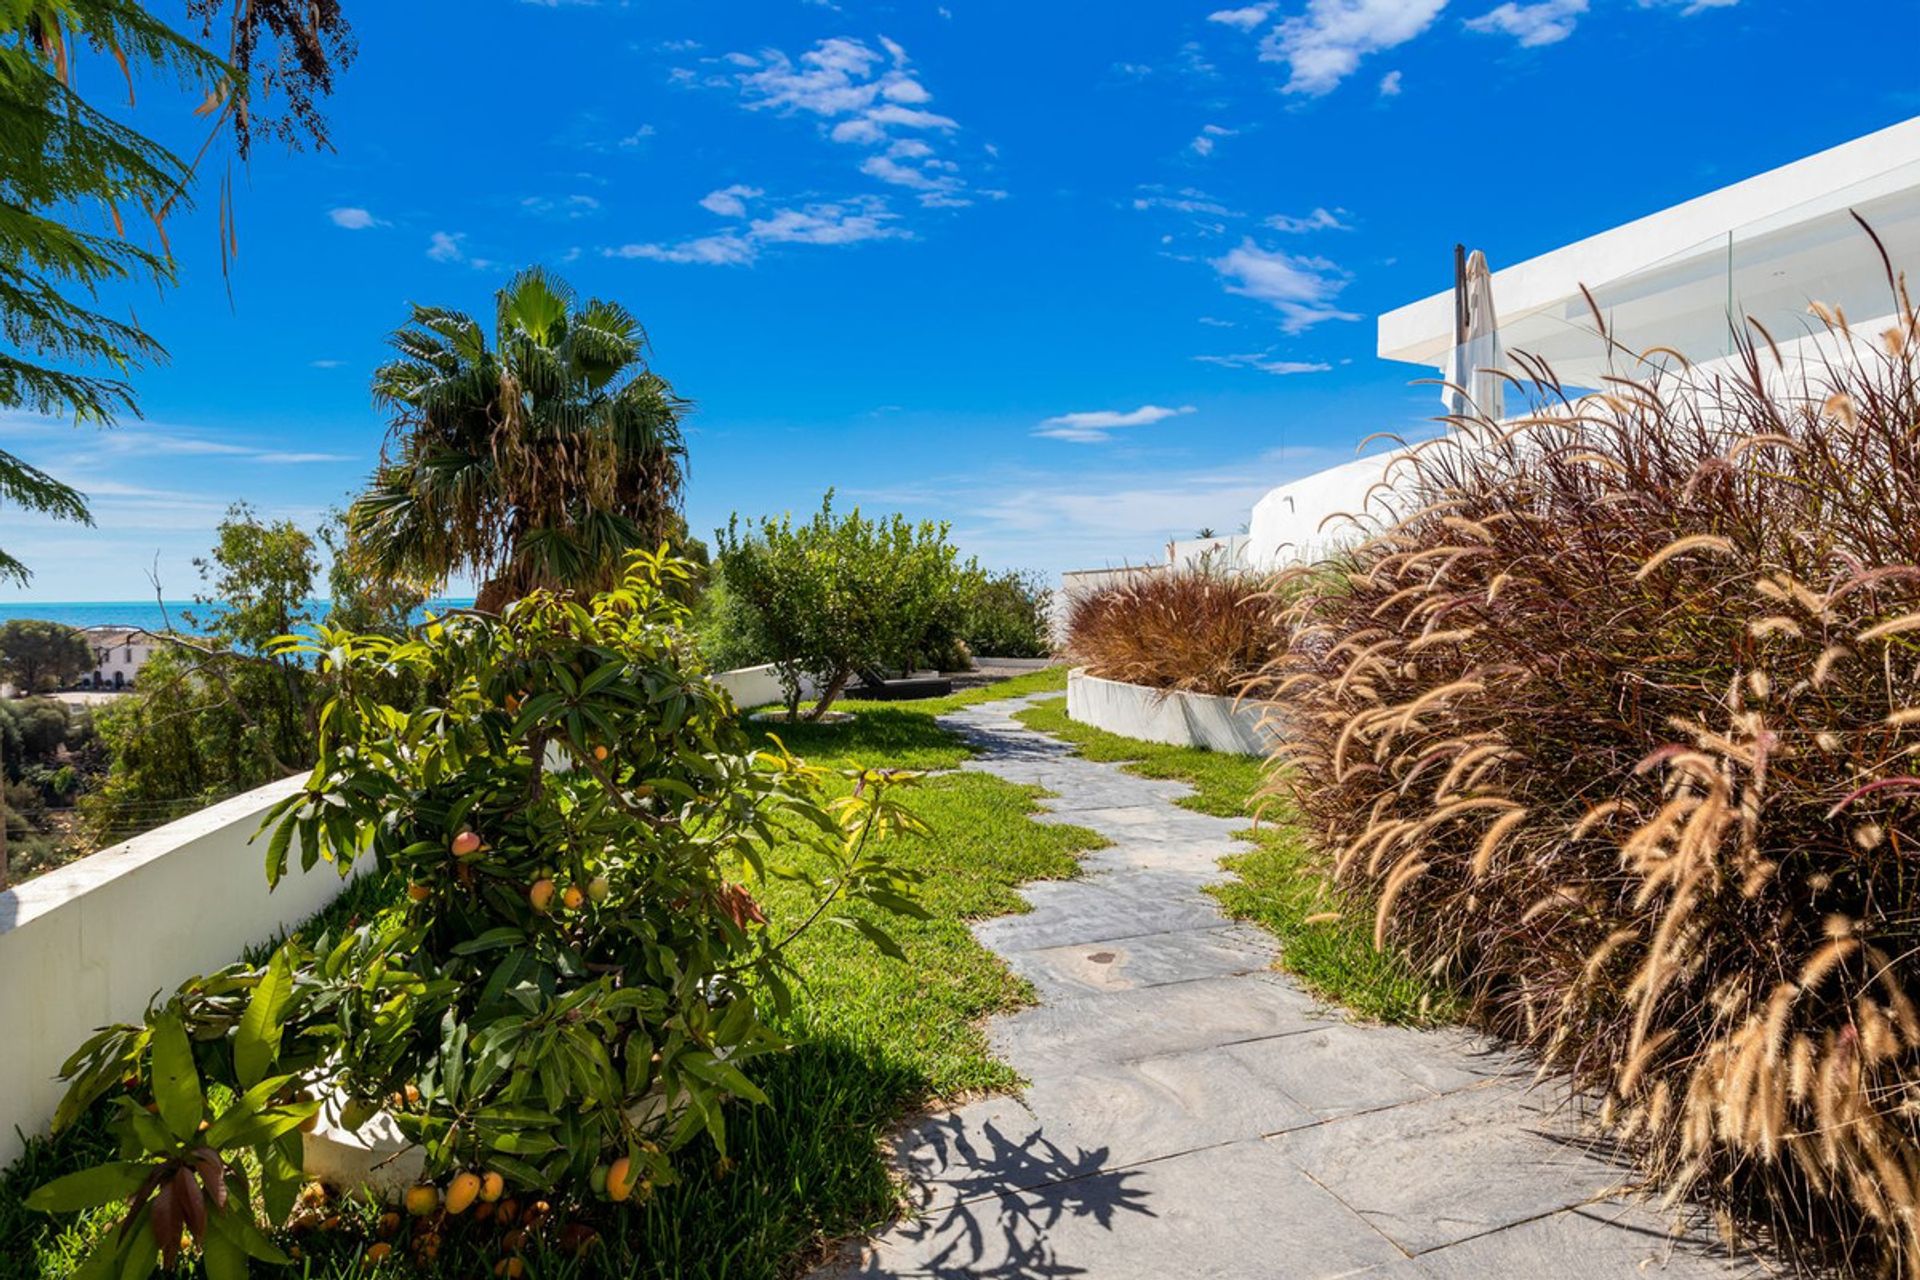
[{"x1": 1445, "y1": 245, "x2": 1505, "y2": 423}]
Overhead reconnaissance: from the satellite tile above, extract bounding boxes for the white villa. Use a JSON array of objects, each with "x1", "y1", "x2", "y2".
[
  {"x1": 1240, "y1": 114, "x2": 1920, "y2": 569},
  {"x1": 76, "y1": 624, "x2": 162, "y2": 690}
]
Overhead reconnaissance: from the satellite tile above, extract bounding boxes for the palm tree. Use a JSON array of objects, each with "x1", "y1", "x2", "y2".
[{"x1": 349, "y1": 268, "x2": 689, "y2": 611}]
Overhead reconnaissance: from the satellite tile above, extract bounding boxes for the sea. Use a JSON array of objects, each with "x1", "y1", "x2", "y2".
[{"x1": 0, "y1": 599, "x2": 476, "y2": 634}]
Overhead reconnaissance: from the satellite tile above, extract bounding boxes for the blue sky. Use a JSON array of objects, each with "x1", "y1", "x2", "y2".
[{"x1": 2, "y1": 0, "x2": 1915, "y2": 600}]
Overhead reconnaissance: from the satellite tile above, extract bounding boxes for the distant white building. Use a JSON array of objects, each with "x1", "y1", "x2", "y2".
[
  {"x1": 78, "y1": 626, "x2": 162, "y2": 690},
  {"x1": 1246, "y1": 114, "x2": 1920, "y2": 568}
]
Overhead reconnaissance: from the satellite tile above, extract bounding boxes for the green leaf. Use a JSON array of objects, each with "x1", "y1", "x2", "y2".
[
  {"x1": 24, "y1": 1161, "x2": 153, "y2": 1213},
  {"x1": 148, "y1": 1011, "x2": 203, "y2": 1143},
  {"x1": 680, "y1": 1053, "x2": 769, "y2": 1106},
  {"x1": 263, "y1": 817, "x2": 295, "y2": 888},
  {"x1": 842, "y1": 914, "x2": 908, "y2": 961},
  {"x1": 199, "y1": 1222, "x2": 247, "y2": 1280},
  {"x1": 67, "y1": 1233, "x2": 124, "y2": 1280},
  {"x1": 451, "y1": 926, "x2": 525, "y2": 956},
  {"x1": 234, "y1": 947, "x2": 295, "y2": 1089},
  {"x1": 210, "y1": 1204, "x2": 291, "y2": 1264}
]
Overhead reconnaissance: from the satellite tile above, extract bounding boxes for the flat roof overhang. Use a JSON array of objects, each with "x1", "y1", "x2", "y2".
[{"x1": 1378, "y1": 116, "x2": 1920, "y2": 385}]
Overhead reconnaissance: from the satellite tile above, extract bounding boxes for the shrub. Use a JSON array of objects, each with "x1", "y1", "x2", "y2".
[
  {"x1": 1263, "y1": 284, "x2": 1920, "y2": 1268},
  {"x1": 961, "y1": 569, "x2": 1054, "y2": 659},
  {"x1": 1067, "y1": 567, "x2": 1273, "y2": 697},
  {"x1": 0, "y1": 619, "x2": 91, "y2": 692},
  {"x1": 714, "y1": 492, "x2": 973, "y2": 719},
  {"x1": 28, "y1": 553, "x2": 923, "y2": 1276},
  {"x1": 691, "y1": 576, "x2": 772, "y2": 674}
]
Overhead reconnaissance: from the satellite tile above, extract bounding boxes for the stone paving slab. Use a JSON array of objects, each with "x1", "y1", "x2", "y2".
[
  {"x1": 826, "y1": 1137, "x2": 1407, "y2": 1280},
  {"x1": 1267, "y1": 1078, "x2": 1628, "y2": 1254},
  {"x1": 813, "y1": 691, "x2": 1780, "y2": 1279},
  {"x1": 974, "y1": 882, "x2": 1233, "y2": 952},
  {"x1": 1003, "y1": 923, "x2": 1274, "y2": 999},
  {"x1": 1355, "y1": 1203, "x2": 1770, "y2": 1278},
  {"x1": 991, "y1": 972, "x2": 1336, "y2": 1071}
]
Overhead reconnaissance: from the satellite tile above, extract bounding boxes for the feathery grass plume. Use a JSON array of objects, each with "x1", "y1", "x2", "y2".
[
  {"x1": 1064, "y1": 562, "x2": 1278, "y2": 697},
  {"x1": 1250, "y1": 231, "x2": 1920, "y2": 1272}
]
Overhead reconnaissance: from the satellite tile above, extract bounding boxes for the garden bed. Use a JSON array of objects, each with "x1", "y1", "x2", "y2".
[{"x1": 1065, "y1": 668, "x2": 1277, "y2": 756}]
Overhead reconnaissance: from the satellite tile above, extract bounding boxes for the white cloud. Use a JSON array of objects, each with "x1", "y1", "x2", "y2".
[
  {"x1": 309, "y1": 359, "x2": 345, "y2": 369},
  {"x1": 619, "y1": 124, "x2": 657, "y2": 147},
  {"x1": 1133, "y1": 186, "x2": 1237, "y2": 217},
  {"x1": 750, "y1": 199, "x2": 906, "y2": 246},
  {"x1": 1208, "y1": 3, "x2": 1275, "y2": 29},
  {"x1": 1378, "y1": 68, "x2": 1404, "y2": 95},
  {"x1": 723, "y1": 36, "x2": 979, "y2": 208},
  {"x1": 606, "y1": 196, "x2": 904, "y2": 266},
  {"x1": 327, "y1": 206, "x2": 386, "y2": 230},
  {"x1": 520, "y1": 193, "x2": 602, "y2": 219},
  {"x1": 1265, "y1": 206, "x2": 1351, "y2": 233},
  {"x1": 1034, "y1": 404, "x2": 1196, "y2": 444},
  {"x1": 1638, "y1": 0, "x2": 1738, "y2": 11},
  {"x1": 1257, "y1": 0, "x2": 1449, "y2": 96},
  {"x1": 1465, "y1": 0, "x2": 1587, "y2": 46},
  {"x1": 1210, "y1": 239, "x2": 1360, "y2": 333},
  {"x1": 606, "y1": 233, "x2": 757, "y2": 266},
  {"x1": 1194, "y1": 353, "x2": 1333, "y2": 375},
  {"x1": 1189, "y1": 124, "x2": 1237, "y2": 157},
  {"x1": 700, "y1": 184, "x2": 763, "y2": 217}
]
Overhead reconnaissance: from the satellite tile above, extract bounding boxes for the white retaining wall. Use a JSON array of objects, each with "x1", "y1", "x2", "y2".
[
  {"x1": 0, "y1": 776, "x2": 354, "y2": 1169},
  {"x1": 710, "y1": 664, "x2": 819, "y2": 709},
  {"x1": 1066, "y1": 668, "x2": 1279, "y2": 757}
]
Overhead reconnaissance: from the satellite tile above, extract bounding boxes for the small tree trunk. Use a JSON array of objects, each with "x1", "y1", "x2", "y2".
[
  {"x1": 806, "y1": 669, "x2": 852, "y2": 721},
  {"x1": 473, "y1": 577, "x2": 515, "y2": 615}
]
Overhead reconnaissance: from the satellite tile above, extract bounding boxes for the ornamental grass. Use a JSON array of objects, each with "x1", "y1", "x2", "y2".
[
  {"x1": 1259, "y1": 252, "x2": 1920, "y2": 1271},
  {"x1": 1066, "y1": 565, "x2": 1275, "y2": 698}
]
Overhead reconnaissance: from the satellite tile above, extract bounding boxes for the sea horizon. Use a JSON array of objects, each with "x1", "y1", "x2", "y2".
[{"x1": 0, "y1": 598, "x2": 478, "y2": 634}]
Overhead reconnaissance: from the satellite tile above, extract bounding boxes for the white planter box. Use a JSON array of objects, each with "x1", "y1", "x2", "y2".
[
  {"x1": 1065, "y1": 668, "x2": 1279, "y2": 757},
  {"x1": 0, "y1": 777, "x2": 359, "y2": 1169}
]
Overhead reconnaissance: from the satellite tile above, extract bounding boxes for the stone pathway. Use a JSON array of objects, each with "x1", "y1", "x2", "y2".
[{"x1": 820, "y1": 694, "x2": 1775, "y2": 1280}]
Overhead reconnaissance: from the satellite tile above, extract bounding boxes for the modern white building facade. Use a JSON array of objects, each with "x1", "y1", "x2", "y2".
[{"x1": 1245, "y1": 114, "x2": 1920, "y2": 569}]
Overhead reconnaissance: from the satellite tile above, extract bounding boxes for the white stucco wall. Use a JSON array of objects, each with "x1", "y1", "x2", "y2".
[
  {"x1": 710, "y1": 664, "x2": 819, "y2": 710},
  {"x1": 1066, "y1": 668, "x2": 1279, "y2": 757},
  {"x1": 0, "y1": 776, "x2": 359, "y2": 1169},
  {"x1": 1246, "y1": 449, "x2": 1416, "y2": 570}
]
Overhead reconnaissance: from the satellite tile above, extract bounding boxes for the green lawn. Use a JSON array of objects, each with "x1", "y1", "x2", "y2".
[
  {"x1": 0, "y1": 668, "x2": 1097, "y2": 1280},
  {"x1": 754, "y1": 665, "x2": 1069, "y2": 770},
  {"x1": 1014, "y1": 696, "x2": 1454, "y2": 1026}
]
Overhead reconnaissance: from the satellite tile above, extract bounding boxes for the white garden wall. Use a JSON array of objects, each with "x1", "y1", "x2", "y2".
[
  {"x1": 1066, "y1": 668, "x2": 1279, "y2": 757},
  {"x1": 0, "y1": 776, "x2": 356, "y2": 1169},
  {"x1": 710, "y1": 664, "x2": 819, "y2": 709}
]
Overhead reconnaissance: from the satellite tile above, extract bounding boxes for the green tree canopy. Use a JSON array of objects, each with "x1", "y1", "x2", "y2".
[
  {"x1": 0, "y1": 617, "x2": 92, "y2": 691},
  {"x1": 349, "y1": 268, "x2": 690, "y2": 611},
  {"x1": 714, "y1": 491, "x2": 973, "y2": 720}
]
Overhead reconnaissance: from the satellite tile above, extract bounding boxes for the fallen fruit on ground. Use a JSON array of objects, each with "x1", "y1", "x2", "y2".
[
  {"x1": 445, "y1": 1171, "x2": 482, "y2": 1215},
  {"x1": 605, "y1": 1156, "x2": 634, "y2": 1203}
]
